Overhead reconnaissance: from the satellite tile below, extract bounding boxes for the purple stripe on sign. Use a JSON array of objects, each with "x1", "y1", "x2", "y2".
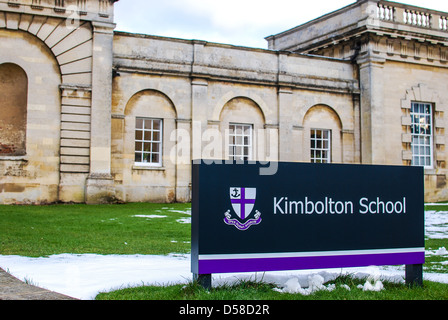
[{"x1": 197, "y1": 252, "x2": 425, "y2": 274}]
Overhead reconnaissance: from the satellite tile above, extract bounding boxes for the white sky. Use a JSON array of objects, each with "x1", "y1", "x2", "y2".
[{"x1": 114, "y1": 1, "x2": 448, "y2": 49}]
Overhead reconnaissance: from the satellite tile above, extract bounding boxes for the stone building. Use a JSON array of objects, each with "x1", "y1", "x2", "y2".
[{"x1": 0, "y1": 0, "x2": 447, "y2": 204}]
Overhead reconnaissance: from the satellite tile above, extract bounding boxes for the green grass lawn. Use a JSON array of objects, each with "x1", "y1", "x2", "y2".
[
  {"x1": 95, "y1": 276, "x2": 448, "y2": 300},
  {"x1": 1, "y1": 202, "x2": 447, "y2": 300},
  {"x1": 0, "y1": 203, "x2": 191, "y2": 257}
]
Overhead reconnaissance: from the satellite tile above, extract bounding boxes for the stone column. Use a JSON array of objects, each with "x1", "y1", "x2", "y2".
[{"x1": 85, "y1": 20, "x2": 116, "y2": 204}]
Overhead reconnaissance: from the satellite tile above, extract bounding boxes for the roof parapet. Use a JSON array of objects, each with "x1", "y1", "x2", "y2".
[{"x1": 266, "y1": 0, "x2": 448, "y2": 52}]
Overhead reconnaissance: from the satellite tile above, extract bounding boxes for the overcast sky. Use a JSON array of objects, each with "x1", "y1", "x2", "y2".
[{"x1": 114, "y1": 1, "x2": 448, "y2": 49}]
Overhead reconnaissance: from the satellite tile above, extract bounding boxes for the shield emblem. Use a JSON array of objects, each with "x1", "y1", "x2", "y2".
[{"x1": 230, "y1": 187, "x2": 256, "y2": 220}]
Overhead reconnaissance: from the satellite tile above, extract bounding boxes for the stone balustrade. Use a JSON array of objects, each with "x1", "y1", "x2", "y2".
[
  {"x1": 377, "y1": 1, "x2": 447, "y2": 32},
  {"x1": 440, "y1": 16, "x2": 448, "y2": 31}
]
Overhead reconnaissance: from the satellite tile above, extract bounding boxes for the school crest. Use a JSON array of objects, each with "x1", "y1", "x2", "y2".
[{"x1": 224, "y1": 187, "x2": 262, "y2": 231}]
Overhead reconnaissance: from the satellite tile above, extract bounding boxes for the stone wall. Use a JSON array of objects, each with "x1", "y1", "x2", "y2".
[
  {"x1": 2, "y1": 0, "x2": 447, "y2": 204},
  {"x1": 0, "y1": 0, "x2": 116, "y2": 204},
  {"x1": 112, "y1": 33, "x2": 359, "y2": 203}
]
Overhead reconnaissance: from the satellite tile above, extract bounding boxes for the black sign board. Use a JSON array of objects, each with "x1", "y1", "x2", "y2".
[{"x1": 191, "y1": 161, "x2": 425, "y2": 275}]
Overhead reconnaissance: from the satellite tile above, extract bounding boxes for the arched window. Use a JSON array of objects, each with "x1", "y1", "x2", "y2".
[
  {"x1": 0, "y1": 63, "x2": 28, "y2": 156},
  {"x1": 303, "y1": 105, "x2": 342, "y2": 163},
  {"x1": 124, "y1": 89, "x2": 177, "y2": 168},
  {"x1": 219, "y1": 97, "x2": 266, "y2": 161}
]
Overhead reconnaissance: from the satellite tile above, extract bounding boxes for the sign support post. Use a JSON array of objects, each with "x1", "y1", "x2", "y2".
[
  {"x1": 193, "y1": 273, "x2": 212, "y2": 290},
  {"x1": 405, "y1": 264, "x2": 424, "y2": 287}
]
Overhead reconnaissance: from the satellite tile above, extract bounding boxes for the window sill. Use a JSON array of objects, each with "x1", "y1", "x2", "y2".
[{"x1": 132, "y1": 164, "x2": 165, "y2": 171}]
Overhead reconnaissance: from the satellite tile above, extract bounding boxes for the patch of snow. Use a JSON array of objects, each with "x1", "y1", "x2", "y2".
[
  {"x1": 425, "y1": 211, "x2": 448, "y2": 239},
  {"x1": 169, "y1": 209, "x2": 191, "y2": 215},
  {"x1": 133, "y1": 215, "x2": 167, "y2": 219},
  {"x1": 176, "y1": 217, "x2": 191, "y2": 224}
]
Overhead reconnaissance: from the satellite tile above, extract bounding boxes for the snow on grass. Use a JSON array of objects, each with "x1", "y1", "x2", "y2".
[
  {"x1": 425, "y1": 211, "x2": 448, "y2": 239},
  {"x1": 132, "y1": 208, "x2": 191, "y2": 222},
  {"x1": 133, "y1": 214, "x2": 167, "y2": 219}
]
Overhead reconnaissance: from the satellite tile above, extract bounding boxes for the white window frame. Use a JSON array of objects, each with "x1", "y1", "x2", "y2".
[
  {"x1": 411, "y1": 102, "x2": 433, "y2": 169},
  {"x1": 134, "y1": 118, "x2": 163, "y2": 167},
  {"x1": 229, "y1": 123, "x2": 253, "y2": 161},
  {"x1": 310, "y1": 129, "x2": 331, "y2": 163}
]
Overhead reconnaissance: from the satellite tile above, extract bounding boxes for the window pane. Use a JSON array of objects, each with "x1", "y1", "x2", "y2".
[
  {"x1": 153, "y1": 120, "x2": 161, "y2": 131},
  {"x1": 310, "y1": 129, "x2": 331, "y2": 163},
  {"x1": 144, "y1": 119, "x2": 153, "y2": 130},
  {"x1": 135, "y1": 130, "x2": 143, "y2": 141},
  {"x1": 153, "y1": 131, "x2": 160, "y2": 142},
  {"x1": 143, "y1": 153, "x2": 151, "y2": 163},
  {"x1": 152, "y1": 143, "x2": 160, "y2": 153},
  {"x1": 411, "y1": 102, "x2": 433, "y2": 168},
  {"x1": 135, "y1": 118, "x2": 163, "y2": 165},
  {"x1": 236, "y1": 146, "x2": 242, "y2": 157},
  {"x1": 228, "y1": 124, "x2": 252, "y2": 161}
]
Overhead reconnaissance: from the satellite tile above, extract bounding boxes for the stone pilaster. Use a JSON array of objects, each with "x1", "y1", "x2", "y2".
[
  {"x1": 85, "y1": 20, "x2": 116, "y2": 204},
  {"x1": 357, "y1": 54, "x2": 386, "y2": 164},
  {"x1": 278, "y1": 86, "x2": 294, "y2": 162}
]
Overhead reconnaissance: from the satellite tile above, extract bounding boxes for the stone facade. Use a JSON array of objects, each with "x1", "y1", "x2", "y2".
[
  {"x1": 1, "y1": 0, "x2": 447, "y2": 204},
  {"x1": 267, "y1": 0, "x2": 448, "y2": 201}
]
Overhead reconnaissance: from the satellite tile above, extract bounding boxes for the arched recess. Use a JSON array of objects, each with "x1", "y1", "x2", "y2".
[
  {"x1": 219, "y1": 97, "x2": 267, "y2": 161},
  {"x1": 302, "y1": 104, "x2": 343, "y2": 163},
  {"x1": 115, "y1": 89, "x2": 178, "y2": 202},
  {"x1": 212, "y1": 91, "x2": 270, "y2": 123},
  {"x1": 0, "y1": 29, "x2": 62, "y2": 204},
  {"x1": 124, "y1": 89, "x2": 178, "y2": 119},
  {"x1": 0, "y1": 63, "x2": 28, "y2": 156},
  {"x1": 0, "y1": 13, "x2": 94, "y2": 86}
]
